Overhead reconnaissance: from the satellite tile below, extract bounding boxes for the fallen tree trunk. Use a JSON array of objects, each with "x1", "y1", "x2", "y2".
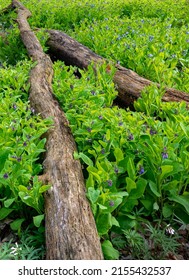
[
  {"x1": 46, "y1": 30, "x2": 189, "y2": 107},
  {"x1": 12, "y1": 0, "x2": 103, "y2": 260}
]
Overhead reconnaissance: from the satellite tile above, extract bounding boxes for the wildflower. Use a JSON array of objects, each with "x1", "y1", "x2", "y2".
[
  {"x1": 23, "y1": 141, "x2": 27, "y2": 147},
  {"x1": 98, "y1": 115, "x2": 103, "y2": 120},
  {"x1": 13, "y1": 104, "x2": 17, "y2": 110},
  {"x1": 148, "y1": 53, "x2": 153, "y2": 58},
  {"x1": 150, "y1": 129, "x2": 157, "y2": 135},
  {"x1": 107, "y1": 180, "x2": 113, "y2": 187},
  {"x1": 10, "y1": 242, "x2": 22, "y2": 256},
  {"x1": 149, "y1": 35, "x2": 154, "y2": 41},
  {"x1": 101, "y1": 148, "x2": 105, "y2": 154},
  {"x1": 87, "y1": 127, "x2": 92, "y2": 133},
  {"x1": 91, "y1": 90, "x2": 96, "y2": 95},
  {"x1": 17, "y1": 157, "x2": 22, "y2": 162},
  {"x1": 114, "y1": 167, "x2": 119, "y2": 174},
  {"x1": 30, "y1": 107, "x2": 35, "y2": 114},
  {"x1": 128, "y1": 133, "x2": 134, "y2": 140},
  {"x1": 139, "y1": 166, "x2": 145, "y2": 175},
  {"x1": 162, "y1": 152, "x2": 168, "y2": 159},
  {"x1": 109, "y1": 200, "x2": 115, "y2": 207},
  {"x1": 3, "y1": 173, "x2": 9, "y2": 179},
  {"x1": 118, "y1": 121, "x2": 123, "y2": 126},
  {"x1": 165, "y1": 224, "x2": 175, "y2": 236}
]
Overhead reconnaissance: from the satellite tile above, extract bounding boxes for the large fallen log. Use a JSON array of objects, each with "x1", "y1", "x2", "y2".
[
  {"x1": 46, "y1": 30, "x2": 189, "y2": 107},
  {"x1": 12, "y1": 0, "x2": 103, "y2": 260}
]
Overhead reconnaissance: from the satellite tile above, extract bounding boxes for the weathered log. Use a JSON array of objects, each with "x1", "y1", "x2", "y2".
[
  {"x1": 12, "y1": 0, "x2": 103, "y2": 260},
  {"x1": 46, "y1": 30, "x2": 189, "y2": 107}
]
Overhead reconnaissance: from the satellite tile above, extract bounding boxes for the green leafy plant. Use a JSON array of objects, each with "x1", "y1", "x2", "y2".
[
  {"x1": 1, "y1": 0, "x2": 189, "y2": 260},
  {"x1": 0, "y1": 226, "x2": 45, "y2": 260},
  {"x1": 0, "y1": 61, "x2": 52, "y2": 233}
]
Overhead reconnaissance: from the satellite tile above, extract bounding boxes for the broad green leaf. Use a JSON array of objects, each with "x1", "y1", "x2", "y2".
[
  {"x1": 129, "y1": 178, "x2": 147, "y2": 199},
  {"x1": 180, "y1": 122, "x2": 189, "y2": 138},
  {"x1": 96, "y1": 213, "x2": 112, "y2": 235},
  {"x1": 87, "y1": 166, "x2": 102, "y2": 182},
  {"x1": 37, "y1": 138, "x2": 46, "y2": 149},
  {"x1": 153, "y1": 202, "x2": 159, "y2": 211},
  {"x1": 33, "y1": 214, "x2": 44, "y2": 227},
  {"x1": 0, "y1": 149, "x2": 10, "y2": 171},
  {"x1": 114, "y1": 147, "x2": 124, "y2": 163},
  {"x1": 87, "y1": 187, "x2": 100, "y2": 204},
  {"x1": 126, "y1": 177, "x2": 136, "y2": 193},
  {"x1": 140, "y1": 199, "x2": 153, "y2": 211},
  {"x1": 160, "y1": 165, "x2": 173, "y2": 180},
  {"x1": 106, "y1": 129, "x2": 111, "y2": 141},
  {"x1": 86, "y1": 173, "x2": 95, "y2": 188},
  {"x1": 149, "y1": 181, "x2": 161, "y2": 197},
  {"x1": 127, "y1": 157, "x2": 136, "y2": 180},
  {"x1": 39, "y1": 185, "x2": 51, "y2": 193},
  {"x1": 79, "y1": 152, "x2": 93, "y2": 166},
  {"x1": 18, "y1": 185, "x2": 29, "y2": 192},
  {"x1": 168, "y1": 194, "x2": 189, "y2": 214},
  {"x1": 120, "y1": 199, "x2": 138, "y2": 212},
  {"x1": 97, "y1": 203, "x2": 107, "y2": 210},
  {"x1": 0, "y1": 208, "x2": 14, "y2": 220},
  {"x1": 162, "y1": 204, "x2": 173, "y2": 218},
  {"x1": 4, "y1": 198, "x2": 15, "y2": 208},
  {"x1": 102, "y1": 240, "x2": 119, "y2": 260},
  {"x1": 18, "y1": 192, "x2": 33, "y2": 208},
  {"x1": 10, "y1": 218, "x2": 25, "y2": 231},
  {"x1": 111, "y1": 216, "x2": 120, "y2": 227},
  {"x1": 116, "y1": 213, "x2": 137, "y2": 230}
]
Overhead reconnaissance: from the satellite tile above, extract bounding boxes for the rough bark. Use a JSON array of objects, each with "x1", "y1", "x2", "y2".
[
  {"x1": 12, "y1": 0, "x2": 103, "y2": 260},
  {"x1": 47, "y1": 30, "x2": 189, "y2": 107}
]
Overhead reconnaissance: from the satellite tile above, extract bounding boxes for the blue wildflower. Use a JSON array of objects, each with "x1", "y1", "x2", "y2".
[
  {"x1": 107, "y1": 180, "x2": 113, "y2": 187},
  {"x1": 139, "y1": 166, "x2": 145, "y2": 175},
  {"x1": 91, "y1": 90, "x2": 96, "y2": 95},
  {"x1": 114, "y1": 167, "x2": 119, "y2": 174},
  {"x1": 162, "y1": 152, "x2": 168, "y2": 159},
  {"x1": 101, "y1": 149, "x2": 105, "y2": 154},
  {"x1": 128, "y1": 133, "x2": 134, "y2": 140},
  {"x1": 3, "y1": 173, "x2": 9, "y2": 179}
]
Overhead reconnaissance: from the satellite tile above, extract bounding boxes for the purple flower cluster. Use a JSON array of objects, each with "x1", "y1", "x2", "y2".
[
  {"x1": 107, "y1": 180, "x2": 113, "y2": 187},
  {"x1": 3, "y1": 173, "x2": 9, "y2": 179}
]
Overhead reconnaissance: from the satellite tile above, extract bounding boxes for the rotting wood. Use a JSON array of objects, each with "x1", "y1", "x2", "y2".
[
  {"x1": 46, "y1": 29, "x2": 189, "y2": 107},
  {"x1": 11, "y1": 0, "x2": 103, "y2": 260}
]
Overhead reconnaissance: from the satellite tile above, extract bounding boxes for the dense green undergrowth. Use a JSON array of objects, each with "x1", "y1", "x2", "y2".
[
  {"x1": 0, "y1": 0, "x2": 189, "y2": 259},
  {"x1": 52, "y1": 62, "x2": 189, "y2": 259}
]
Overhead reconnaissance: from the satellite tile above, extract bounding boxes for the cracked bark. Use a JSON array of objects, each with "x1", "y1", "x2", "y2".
[{"x1": 11, "y1": 0, "x2": 103, "y2": 260}]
